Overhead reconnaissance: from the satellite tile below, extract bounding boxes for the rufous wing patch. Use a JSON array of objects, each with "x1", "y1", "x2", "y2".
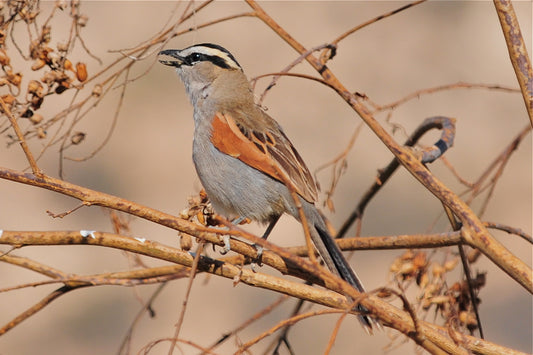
[
  {"x1": 211, "y1": 112, "x2": 281, "y2": 181},
  {"x1": 210, "y1": 112, "x2": 317, "y2": 203}
]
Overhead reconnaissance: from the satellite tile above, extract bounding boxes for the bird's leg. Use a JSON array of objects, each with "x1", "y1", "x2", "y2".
[
  {"x1": 218, "y1": 216, "x2": 248, "y2": 255},
  {"x1": 252, "y1": 215, "x2": 281, "y2": 268}
]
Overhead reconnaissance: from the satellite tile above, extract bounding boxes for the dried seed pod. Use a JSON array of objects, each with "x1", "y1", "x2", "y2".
[
  {"x1": 6, "y1": 71, "x2": 22, "y2": 88},
  {"x1": 180, "y1": 233, "x2": 192, "y2": 251},
  {"x1": 425, "y1": 283, "x2": 440, "y2": 296},
  {"x1": 29, "y1": 39, "x2": 41, "y2": 59},
  {"x1": 56, "y1": 1, "x2": 68, "y2": 10},
  {"x1": 37, "y1": 127, "x2": 46, "y2": 139},
  {"x1": 50, "y1": 72, "x2": 71, "y2": 93},
  {"x1": 41, "y1": 25, "x2": 51, "y2": 43},
  {"x1": 432, "y1": 263, "x2": 445, "y2": 278},
  {"x1": 91, "y1": 84, "x2": 102, "y2": 97},
  {"x1": 70, "y1": 131, "x2": 86, "y2": 145},
  {"x1": 55, "y1": 84, "x2": 68, "y2": 94},
  {"x1": 196, "y1": 210, "x2": 206, "y2": 225},
  {"x1": 30, "y1": 113, "x2": 43, "y2": 124},
  {"x1": 1, "y1": 94, "x2": 16, "y2": 106},
  {"x1": 179, "y1": 208, "x2": 190, "y2": 219},
  {"x1": 412, "y1": 251, "x2": 427, "y2": 268},
  {"x1": 459, "y1": 311, "x2": 473, "y2": 325},
  {"x1": 398, "y1": 262, "x2": 415, "y2": 276},
  {"x1": 76, "y1": 62, "x2": 87, "y2": 82},
  {"x1": 46, "y1": 51, "x2": 60, "y2": 68},
  {"x1": 376, "y1": 288, "x2": 393, "y2": 298},
  {"x1": 18, "y1": 6, "x2": 28, "y2": 21},
  {"x1": 418, "y1": 271, "x2": 429, "y2": 288},
  {"x1": 23, "y1": 10, "x2": 38, "y2": 24},
  {"x1": 27, "y1": 80, "x2": 43, "y2": 95},
  {"x1": 77, "y1": 14, "x2": 88, "y2": 27},
  {"x1": 21, "y1": 108, "x2": 33, "y2": 118},
  {"x1": 430, "y1": 295, "x2": 450, "y2": 305},
  {"x1": 449, "y1": 282, "x2": 462, "y2": 292},
  {"x1": 27, "y1": 80, "x2": 45, "y2": 109},
  {"x1": 401, "y1": 250, "x2": 415, "y2": 260},
  {"x1": 421, "y1": 298, "x2": 432, "y2": 310},
  {"x1": 64, "y1": 58, "x2": 73, "y2": 71},
  {"x1": 0, "y1": 49, "x2": 10, "y2": 66},
  {"x1": 31, "y1": 59, "x2": 46, "y2": 71},
  {"x1": 30, "y1": 95, "x2": 43, "y2": 110},
  {"x1": 443, "y1": 258, "x2": 459, "y2": 271},
  {"x1": 41, "y1": 71, "x2": 58, "y2": 85},
  {"x1": 57, "y1": 42, "x2": 69, "y2": 52}
]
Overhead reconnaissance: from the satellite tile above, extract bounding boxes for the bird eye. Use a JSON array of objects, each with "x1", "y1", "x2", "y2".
[{"x1": 190, "y1": 53, "x2": 202, "y2": 62}]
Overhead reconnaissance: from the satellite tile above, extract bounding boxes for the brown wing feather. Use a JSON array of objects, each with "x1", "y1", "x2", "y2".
[
  {"x1": 265, "y1": 129, "x2": 318, "y2": 203},
  {"x1": 210, "y1": 112, "x2": 318, "y2": 203}
]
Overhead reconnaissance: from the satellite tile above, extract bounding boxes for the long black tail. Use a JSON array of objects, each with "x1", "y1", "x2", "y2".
[{"x1": 316, "y1": 225, "x2": 374, "y2": 331}]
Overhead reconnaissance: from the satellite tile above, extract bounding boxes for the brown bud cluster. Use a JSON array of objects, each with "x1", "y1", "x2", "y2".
[
  {"x1": 390, "y1": 249, "x2": 485, "y2": 332},
  {"x1": 0, "y1": 1, "x2": 92, "y2": 142},
  {"x1": 177, "y1": 190, "x2": 218, "y2": 251}
]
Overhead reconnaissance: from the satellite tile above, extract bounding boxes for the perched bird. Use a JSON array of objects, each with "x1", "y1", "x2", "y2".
[{"x1": 159, "y1": 43, "x2": 372, "y2": 330}]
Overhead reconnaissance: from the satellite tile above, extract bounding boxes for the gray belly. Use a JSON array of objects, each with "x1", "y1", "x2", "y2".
[{"x1": 192, "y1": 137, "x2": 286, "y2": 223}]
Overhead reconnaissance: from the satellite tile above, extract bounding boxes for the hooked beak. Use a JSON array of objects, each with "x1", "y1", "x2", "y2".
[{"x1": 158, "y1": 49, "x2": 184, "y2": 67}]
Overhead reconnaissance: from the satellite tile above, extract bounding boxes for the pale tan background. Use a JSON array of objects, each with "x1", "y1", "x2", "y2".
[{"x1": 0, "y1": 1, "x2": 531, "y2": 354}]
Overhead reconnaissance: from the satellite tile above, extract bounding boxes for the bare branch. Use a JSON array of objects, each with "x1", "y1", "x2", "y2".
[
  {"x1": 245, "y1": 0, "x2": 532, "y2": 295},
  {"x1": 493, "y1": 0, "x2": 533, "y2": 125}
]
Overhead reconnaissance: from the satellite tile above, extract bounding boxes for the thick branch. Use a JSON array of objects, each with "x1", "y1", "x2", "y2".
[
  {"x1": 1, "y1": 229, "x2": 525, "y2": 355},
  {"x1": 493, "y1": 0, "x2": 533, "y2": 125}
]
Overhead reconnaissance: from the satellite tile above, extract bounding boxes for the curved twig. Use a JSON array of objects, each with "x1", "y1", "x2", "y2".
[{"x1": 337, "y1": 116, "x2": 456, "y2": 238}]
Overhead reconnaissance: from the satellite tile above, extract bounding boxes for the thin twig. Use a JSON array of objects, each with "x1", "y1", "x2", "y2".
[
  {"x1": 203, "y1": 295, "x2": 289, "y2": 354},
  {"x1": 236, "y1": 309, "x2": 358, "y2": 355},
  {"x1": 0, "y1": 285, "x2": 81, "y2": 335},
  {"x1": 441, "y1": 203, "x2": 484, "y2": 339},
  {"x1": 476, "y1": 125, "x2": 531, "y2": 218},
  {"x1": 314, "y1": 122, "x2": 364, "y2": 212},
  {"x1": 485, "y1": 222, "x2": 532, "y2": 244},
  {"x1": 370, "y1": 82, "x2": 520, "y2": 113},
  {"x1": 253, "y1": 43, "x2": 337, "y2": 104},
  {"x1": 118, "y1": 283, "x2": 168, "y2": 355},
  {"x1": 168, "y1": 242, "x2": 204, "y2": 355},
  {"x1": 0, "y1": 97, "x2": 41, "y2": 175},
  {"x1": 332, "y1": 0, "x2": 427, "y2": 45}
]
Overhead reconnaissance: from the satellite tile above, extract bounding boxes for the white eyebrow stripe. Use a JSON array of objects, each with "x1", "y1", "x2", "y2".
[{"x1": 179, "y1": 46, "x2": 241, "y2": 70}]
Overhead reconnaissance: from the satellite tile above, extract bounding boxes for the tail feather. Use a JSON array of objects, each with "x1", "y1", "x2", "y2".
[{"x1": 315, "y1": 225, "x2": 374, "y2": 331}]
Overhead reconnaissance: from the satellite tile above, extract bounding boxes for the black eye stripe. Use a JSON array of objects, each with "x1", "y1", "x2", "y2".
[
  {"x1": 192, "y1": 43, "x2": 241, "y2": 68},
  {"x1": 184, "y1": 53, "x2": 234, "y2": 69}
]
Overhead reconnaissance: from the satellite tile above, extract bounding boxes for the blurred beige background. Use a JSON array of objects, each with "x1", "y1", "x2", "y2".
[{"x1": 1, "y1": 1, "x2": 531, "y2": 354}]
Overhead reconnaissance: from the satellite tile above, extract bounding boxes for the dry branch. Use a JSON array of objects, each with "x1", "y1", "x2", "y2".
[
  {"x1": 245, "y1": 0, "x2": 532, "y2": 295},
  {"x1": 1, "y1": 1, "x2": 530, "y2": 354},
  {"x1": 493, "y1": 0, "x2": 533, "y2": 125},
  {"x1": 0, "y1": 227, "x2": 525, "y2": 355}
]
